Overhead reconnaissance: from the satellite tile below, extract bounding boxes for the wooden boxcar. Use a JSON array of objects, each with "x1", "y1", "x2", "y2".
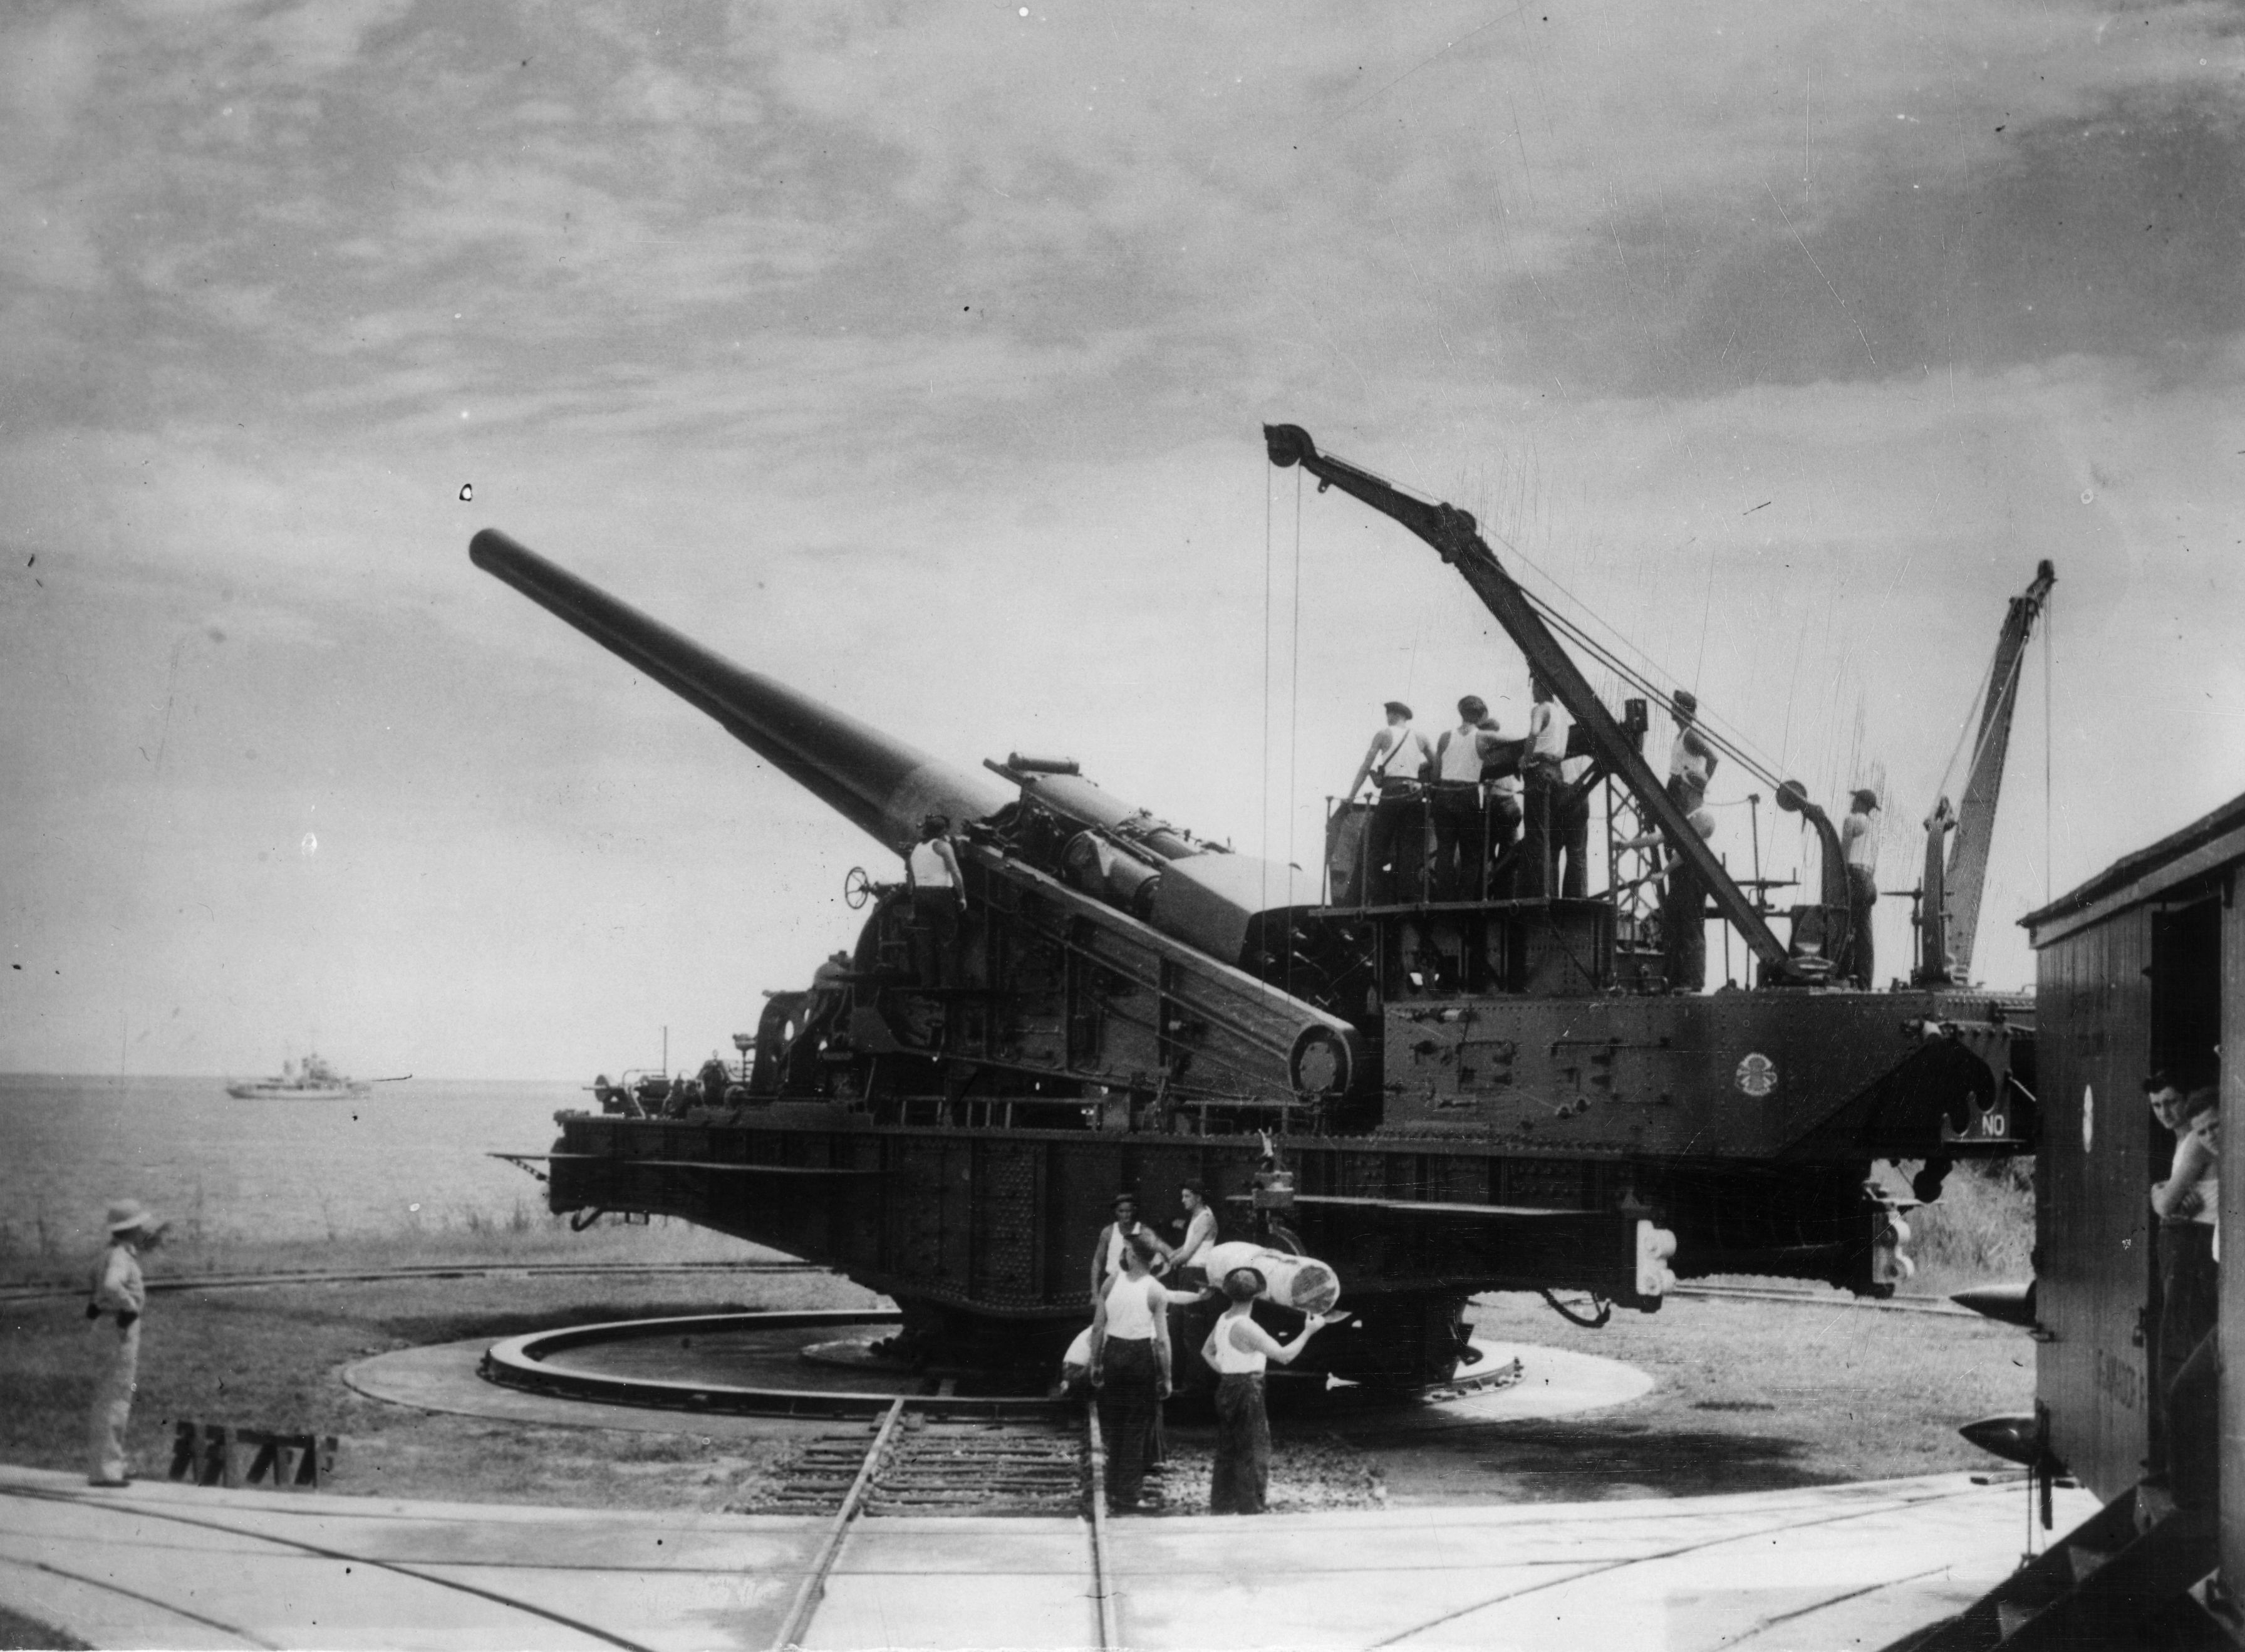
[{"x1": 1916, "y1": 794, "x2": 2242, "y2": 1646}]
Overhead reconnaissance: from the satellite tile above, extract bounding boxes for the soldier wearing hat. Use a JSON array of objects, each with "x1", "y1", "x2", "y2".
[
  {"x1": 85, "y1": 1199, "x2": 165, "y2": 1487},
  {"x1": 1346, "y1": 700, "x2": 1434, "y2": 903},
  {"x1": 1838, "y1": 787, "x2": 1880, "y2": 988}
]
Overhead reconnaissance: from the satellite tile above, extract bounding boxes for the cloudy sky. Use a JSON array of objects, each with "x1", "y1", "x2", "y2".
[{"x1": 3, "y1": 1, "x2": 2241, "y2": 1080}]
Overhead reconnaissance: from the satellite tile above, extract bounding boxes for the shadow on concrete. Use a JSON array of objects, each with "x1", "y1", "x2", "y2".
[{"x1": 1330, "y1": 1415, "x2": 1822, "y2": 1503}]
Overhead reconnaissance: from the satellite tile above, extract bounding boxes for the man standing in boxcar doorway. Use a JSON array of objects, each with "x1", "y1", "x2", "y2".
[{"x1": 86, "y1": 1200, "x2": 165, "y2": 1487}]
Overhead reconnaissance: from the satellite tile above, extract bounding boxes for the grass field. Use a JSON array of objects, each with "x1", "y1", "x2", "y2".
[{"x1": 1905, "y1": 1158, "x2": 2036, "y2": 1289}]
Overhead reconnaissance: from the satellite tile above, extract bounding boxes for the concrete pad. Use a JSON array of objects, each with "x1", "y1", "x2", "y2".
[
  {"x1": 805, "y1": 1517, "x2": 1102, "y2": 1649},
  {"x1": 0, "y1": 1465, "x2": 812, "y2": 1651},
  {"x1": 348, "y1": 1333, "x2": 1653, "y2": 1440},
  {"x1": 0, "y1": 1552, "x2": 254, "y2": 1649},
  {"x1": 0, "y1": 1461, "x2": 2102, "y2": 1652},
  {"x1": 1100, "y1": 1475, "x2": 2101, "y2": 1651},
  {"x1": 1419, "y1": 1339, "x2": 1654, "y2": 1421},
  {"x1": 343, "y1": 1336, "x2": 839, "y2": 1440}
]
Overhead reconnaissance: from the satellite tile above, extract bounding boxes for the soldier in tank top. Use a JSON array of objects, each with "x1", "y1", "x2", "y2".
[
  {"x1": 906, "y1": 813, "x2": 967, "y2": 986},
  {"x1": 1346, "y1": 702, "x2": 1433, "y2": 904},
  {"x1": 1429, "y1": 696, "x2": 1496, "y2": 900}
]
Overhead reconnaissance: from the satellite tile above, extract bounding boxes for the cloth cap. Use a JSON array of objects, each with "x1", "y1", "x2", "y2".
[
  {"x1": 1672, "y1": 689, "x2": 1698, "y2": 714},
  {"x1": 1852, "y1": 787, "x2": 1880, "y2": 809},
  {"x1": 1112, "y1": 1191, "x2": 1138, "y2": 1210},
  {"x1": 1382, "y1": 700, "x2": 1413, "y2": 720},
  {"x1": 1686, "y1": 809, "x2": 1716, "y2": 839},
  {"x1": 1456, "y1": 695, "x2": 1486, "y2": 719},
  {"x1": 105, "y1": 1199, "x2": 160, "y2": 1236},
  {"x1": 1222, "y1": 1267, "x2": 1267, "y2": 1302}
]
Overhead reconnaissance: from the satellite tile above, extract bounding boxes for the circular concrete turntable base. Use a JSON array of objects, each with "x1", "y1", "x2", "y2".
[{"x1": 345, "y1": 1310, "x2": 1651, "y2": 1436}]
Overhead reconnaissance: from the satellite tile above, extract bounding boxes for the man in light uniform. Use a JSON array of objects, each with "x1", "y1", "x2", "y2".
[
  {"x1": 85, "y1": 1200, "x2": 164, "y2": 1487},
  {"x1": 1169, "y1": 1180, "x2": 1220, "y2": 1289},
  {"x1": 1429, "y1": 696, "x2": 1496, "y2": 901},
  {"x1": 1345, "y1": 702, "x2": 1433, "y2": 904},
  {"x1": 1838, "y1": 787, "x2": 1880, "y2": 989},
  {"x1": 1520, "y1": 675, "x2": 1572, "y2": 897},
  {"x1": 907, "y1": 813, "x2": 968, "y2": 985}
]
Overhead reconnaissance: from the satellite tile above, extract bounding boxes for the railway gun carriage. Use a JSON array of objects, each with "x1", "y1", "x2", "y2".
[{"x1": 475, "y1": 427, "x2": 2041, "y2": 1392}]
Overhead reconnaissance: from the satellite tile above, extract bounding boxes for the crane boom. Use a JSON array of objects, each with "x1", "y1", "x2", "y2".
[
  {"x1": 1263, "y1": 423, "x2": 1817, "y2": 984},
  {"x1": 1919, "y1": 559, "x2": 2056, "y2": 984}
]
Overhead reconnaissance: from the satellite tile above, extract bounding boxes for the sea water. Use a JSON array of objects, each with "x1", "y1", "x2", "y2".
[{"x1": 0, "y1": 1073, "x2": 584, "y2": 1250}]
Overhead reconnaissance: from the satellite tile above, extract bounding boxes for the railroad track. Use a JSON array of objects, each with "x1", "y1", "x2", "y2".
[
  {"x1": 1, "y1": 1401, "x2": 1122, "y2": 1650},
  {"x1": 1, "y1": 1443, "x2": 2016, "y2": 1651},
  {"x1": 766, "y1": 1400, "x2": 1119, "y2": 1651}
]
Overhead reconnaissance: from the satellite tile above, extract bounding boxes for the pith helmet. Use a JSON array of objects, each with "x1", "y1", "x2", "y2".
[{"x1": 105, "y1": 1199, "x2": 162, "y2": 1237}]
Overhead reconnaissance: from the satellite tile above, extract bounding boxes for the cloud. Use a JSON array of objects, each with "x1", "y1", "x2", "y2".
[{"x1": 7, "y1": 1, "x2": 2245, "y2": 1068}]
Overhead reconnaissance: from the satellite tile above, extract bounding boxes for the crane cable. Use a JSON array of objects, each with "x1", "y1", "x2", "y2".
[
  {"x1": 1488, "y1": 531, "x2": 1799, "y2": 791},
  {"x1": 1520, "y1": 590, "x2": 1792, "y2": 794},
  {"x1": 1496, "y1": 534, "x2": 1798, "y2": 782},
  {"x1": 1261, "y1": 447, "x2": 1274, "y2": 905},
  {"x1": 1927, "y1": 648, "x2": 2000, "y2": 821},
  {"x1": 1287, "y1": 466, "x2": 1305, "y2": 1004},
  {"x1": 2044, "y1": 583, "x2": 2055, "y2": 905}
]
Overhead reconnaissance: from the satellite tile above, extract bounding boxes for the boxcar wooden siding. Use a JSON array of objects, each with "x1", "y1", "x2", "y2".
[
  {"x1": 2223, "y1": 878, "x2": 2245, "y2": 1595},
  {"x1": 2036, "y1": 900, "x2": 2157, "y2": 1500}
]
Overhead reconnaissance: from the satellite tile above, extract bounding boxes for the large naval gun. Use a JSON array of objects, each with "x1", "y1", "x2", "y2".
[{"x1": 475, "y1": 428, "x2": 2033, "y2": 1390}]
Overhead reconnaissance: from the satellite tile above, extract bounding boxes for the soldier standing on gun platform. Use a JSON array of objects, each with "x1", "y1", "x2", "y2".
[
  {"x1": 1346, "y1": 702, "x2": 1433, "y2": 903},
  {"x1": 1622, "y1": 809, "x2": 1717, "y2": 992},
  {"x1": 1839, "y1": 788, "x2": 1880, "y2": 988},
  {"x1": 86, "y1": 1200, "x2": 164, "y2": 1487},
  {"x1": 1429, "y1": 697, "x2": 1495, "y2": 900},
  {"x1": 1519, "y1": 674, "x2": 1571, "y2": 896},
  {"x1": 908, "y1": 812, "x2": 968, "y2": 986}
]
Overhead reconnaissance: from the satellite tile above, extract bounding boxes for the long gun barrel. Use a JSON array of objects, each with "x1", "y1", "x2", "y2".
[
  {"x1": 470, "y1": 529, "x2": 1012, "y2": 855},
  {"x1": 471, "y1": 529, "x2": 1321, "y2": 967}
]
